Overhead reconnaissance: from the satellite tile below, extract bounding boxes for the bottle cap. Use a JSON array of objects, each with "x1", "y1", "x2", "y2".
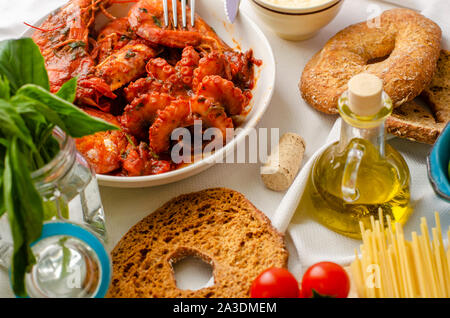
[{"x1": 348, "y1": 73, "x2": 384, "y2": 116}]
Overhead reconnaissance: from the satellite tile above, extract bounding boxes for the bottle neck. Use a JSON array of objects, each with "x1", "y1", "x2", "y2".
[
  {"x1": 337, "y1": 90, "x2": 393, "y2": 157},
  {"x1": 339, "y1": 119, "x2": 386, "y2": 157}
]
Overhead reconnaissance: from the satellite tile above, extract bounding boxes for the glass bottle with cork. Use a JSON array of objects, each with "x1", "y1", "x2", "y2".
[{"x1": 301, "y1": 73, "x2": 412, "y2": 238}]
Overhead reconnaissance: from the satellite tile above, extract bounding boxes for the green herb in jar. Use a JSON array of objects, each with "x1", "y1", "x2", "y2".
[{"x1": 0, "y1": 38, "x2": 118, "y2": 297}]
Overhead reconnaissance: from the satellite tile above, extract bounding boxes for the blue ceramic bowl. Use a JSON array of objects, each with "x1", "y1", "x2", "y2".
[{"x1": 427, "y1": 122, "x2": 450, "y2": 202}]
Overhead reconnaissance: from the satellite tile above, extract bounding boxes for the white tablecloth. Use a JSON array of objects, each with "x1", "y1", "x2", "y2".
[{"x1": 0, "y1": 0, "x2": 446, "y2": 297}]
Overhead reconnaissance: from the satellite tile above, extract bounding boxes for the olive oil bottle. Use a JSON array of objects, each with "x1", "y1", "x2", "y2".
[{"x1": 301, "y1": 74, "x2": 411, "y2": 239}]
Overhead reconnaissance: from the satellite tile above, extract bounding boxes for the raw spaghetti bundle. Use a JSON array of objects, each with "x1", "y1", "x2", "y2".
[{"x1": 351, "y1": 211, "x2": 449, "y2": 298}]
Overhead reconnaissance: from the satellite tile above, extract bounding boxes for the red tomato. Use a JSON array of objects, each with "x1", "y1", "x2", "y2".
[
  {"x1": 250, "y1": 268, "x2": 300, "y2": 298},
  {"x1": 301, "y1": 262, "x2": 350, "y2": 298}
]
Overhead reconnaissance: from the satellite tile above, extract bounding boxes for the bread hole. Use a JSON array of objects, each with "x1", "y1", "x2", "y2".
[
  {"x1": 170, "y1": 250, "x2": 215, "y2": 291},
  {"x1": 367, "y1": 54, "x2": 390, "y2": 65}
]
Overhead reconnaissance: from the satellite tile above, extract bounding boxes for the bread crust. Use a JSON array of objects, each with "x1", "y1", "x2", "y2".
[
  {"x1": 107, "y1": 188, "x2": 288, "y2": 298},
  {"x1": 386, "y1": 100, "x2": 445, "y2": 144},
  {"x1": 300, "y1": 8, "x2": 442, "y2": 114},
  {"x1": 421, "y1": 50, "x2": 450, "y2": 124}
]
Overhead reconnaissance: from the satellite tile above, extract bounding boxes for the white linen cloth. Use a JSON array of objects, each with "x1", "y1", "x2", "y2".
[
  {"x1": 273, "y1": 0, "x2": 450, "y2": 270},
  {"x1": 0, "y1": 0, "x2": 448, "y2": 297}
]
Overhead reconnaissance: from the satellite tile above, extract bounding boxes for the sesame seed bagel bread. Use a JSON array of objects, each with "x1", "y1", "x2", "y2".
[
  {"x1": 106, "y1": 188, "x2": 288, "y2": 298},
  {"x1": 300, "y1": 8, "x2": 442, "y2": 115}
]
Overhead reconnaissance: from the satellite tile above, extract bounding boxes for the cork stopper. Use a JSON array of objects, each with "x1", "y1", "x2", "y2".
[{"x1": 347, "y1": 73, "x2": 383, "y2": 116}]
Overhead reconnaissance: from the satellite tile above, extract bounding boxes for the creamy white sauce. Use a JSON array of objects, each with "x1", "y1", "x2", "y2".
[{"x1": 263, "y1": 0, "x2": 332, "y2": 8}]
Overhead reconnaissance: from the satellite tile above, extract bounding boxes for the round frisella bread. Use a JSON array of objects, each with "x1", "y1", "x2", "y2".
[
  {"x1": 300, "y1": 8, "x2": 442, "y2": 114},
  {"x1": 106, "y1": 188, "x2": 288, "y2": 298}
]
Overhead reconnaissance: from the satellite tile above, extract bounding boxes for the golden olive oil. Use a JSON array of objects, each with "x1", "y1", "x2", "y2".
[
  {"x1": 301, "y1": 138, "x2": 411, "y2": 239},
  {"x1": 299, "y1": 74, "x2": 412, "y2": 239}
]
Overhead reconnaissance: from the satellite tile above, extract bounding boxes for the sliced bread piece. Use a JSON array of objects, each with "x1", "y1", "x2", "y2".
[
  {"x1": 386, "y1": 100, "x2": 445, "y2": 144},
  {"x1": 421, "y1": 49, "x2": 450, "y2": 124},
  {"x1": 107, "y1": 188, "x2": 288, "y2": 298}
]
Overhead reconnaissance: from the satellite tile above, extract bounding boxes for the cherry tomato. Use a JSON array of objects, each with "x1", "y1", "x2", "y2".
[
  {"x1": 301, "y1": 262, "x2": 350, "y2": 298},
  {"x1": 250, "y1": 268, "x2": 300, "y2": 298}
]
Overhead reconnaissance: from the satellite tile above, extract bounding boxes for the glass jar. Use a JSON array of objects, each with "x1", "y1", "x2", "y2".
[
  {"x1": 24, "y1": 222, "x2": 111, "y2": 298},
  {"x1": 0, "y1": 127, "x2": 107, "y2": 270}
]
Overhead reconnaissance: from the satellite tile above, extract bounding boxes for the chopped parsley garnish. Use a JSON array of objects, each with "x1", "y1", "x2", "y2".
[
  {"x1": 139, "y1": 7, "x2": 148, "y2": 13},
  {"x1": 67, "y1": 41, "x2": 86, "y2": 50},
  {"x1": 121, "y1": 150, "x2": 130, "y2": 160},
  {"x1": 152, "y1": 16, "x2": 162, "y2": 28},
  {"x1": 125, "y1": 50, "x2": 136, "y2": 59}
]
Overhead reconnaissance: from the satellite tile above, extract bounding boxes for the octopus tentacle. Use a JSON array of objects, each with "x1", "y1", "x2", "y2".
[
  {"x1": 192, "y1": 52, "x2": 232, "y2": 90},
  {"x1": 175, "y1": 46, "x2": 200, "y2": 89},
  {"x1": 120, "y1": 92, "x2": 174, "y2": 140},
  {"x1": 191, "y1": 96, "x2": 234, "y2": 139},
  {"x1": 146, "y1": 57, "x2": 177, "y2": 81},
  {"x1": 149, "y1": 99, "x2": 191, "y2": 153},
  {"x1": 196, "y1": 75, "x2": 247, "y2": 116}
]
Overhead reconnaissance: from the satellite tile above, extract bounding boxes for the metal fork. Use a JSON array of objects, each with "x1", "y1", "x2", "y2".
[{"x1": 163, "y1": 0, "x2": 196, "y2": 28}]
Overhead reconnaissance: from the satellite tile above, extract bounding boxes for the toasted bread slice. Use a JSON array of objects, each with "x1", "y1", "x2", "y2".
[
  {"x1": 422, "y1": 50, "x2": 450, "y2": 124},
  {"x1": 107, "y1": 188, "x2": 288, "y2": 298},
  {"x1": 386, "y1": 50, "x2": 449, "y2": 144},
  {"x1": 386, "y1": 100, "x2": 445, "y2": 144}
]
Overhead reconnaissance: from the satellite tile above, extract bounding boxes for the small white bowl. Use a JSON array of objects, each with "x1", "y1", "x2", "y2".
[{"x1": 250, "y1": 0, "x2": 344, "y2": 41}]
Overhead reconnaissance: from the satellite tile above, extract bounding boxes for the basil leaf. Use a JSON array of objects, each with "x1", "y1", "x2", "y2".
[
  {"x1": 0, "y1": 38, "x2": 50, "y2": 94},
  {"x1": 0, "y1": 99, "x2": 35, "y2": 152},
  {"x1": 0, "y1": 75, "x2": 10, "y2": 99},
  {"x1": 0, "y1": 145, "x2": 4, "y2": 217},
  {"x1": 11, "y1": 94, "x2": 67, "y2": 132},
  {"x1": 16, "y1": 84, "x2": 118, "y2": 137},
  {"x1": 4, "y1": 138, "x2": 44, "y2": 297},
  {"x1": 56, "y1": 77, "x2": 77, "y2": 103}
]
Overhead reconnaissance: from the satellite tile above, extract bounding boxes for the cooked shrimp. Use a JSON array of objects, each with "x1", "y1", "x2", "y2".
[
  {"x1": 95, "y1": 17, "x2": 134, "y2": 62},
  {"x1": 96, "y1": 41, "x2": 158, "y2": 91},
  {"x1": 128, "y1": 0, "x2": 229, "y2": 50},
  {"x1": 75, "y1": 107, "x2": 128, "y2": 174},
  {"x1": 31, "y1": 0, "x2": 116, "y2": 109},
  {"x1": 120, "y1": 142, "x2": 172, "y2": 176}
]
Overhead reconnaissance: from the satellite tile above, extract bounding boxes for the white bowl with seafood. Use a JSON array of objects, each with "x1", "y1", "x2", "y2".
[{"x1": 23, "y1": 0, "x2": 275, "y2": 188}]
